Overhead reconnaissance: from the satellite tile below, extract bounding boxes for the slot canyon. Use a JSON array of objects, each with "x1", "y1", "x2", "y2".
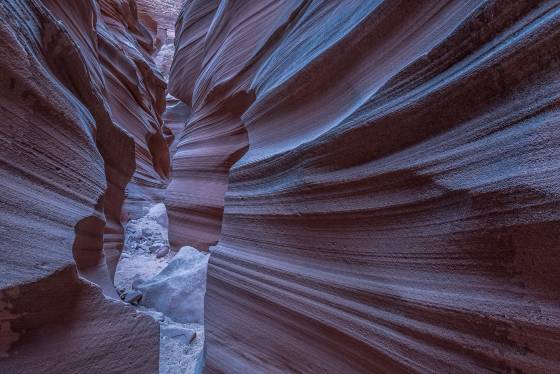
[{"x1": 1, "y1": 0, "x2": 560, "y2": 373}]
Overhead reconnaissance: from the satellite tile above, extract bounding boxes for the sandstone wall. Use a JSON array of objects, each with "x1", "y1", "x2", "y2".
[
  {"x1": 168, "y1": 1, "x2": 560, "y2": 372},
  {"x1": 0, "y1": 0, "x2": 168, "y2": 371}
]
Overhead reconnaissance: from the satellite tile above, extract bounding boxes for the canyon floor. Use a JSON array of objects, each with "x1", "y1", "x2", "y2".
[{"x1": 115, "y1": 203, "x2": 206, "y2": 373}]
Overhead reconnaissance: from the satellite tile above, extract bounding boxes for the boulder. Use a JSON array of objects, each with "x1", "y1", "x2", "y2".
[
  {"x1": 161, "y1": 325, "x2": 196, "y2": 345},
  {"x1": 137, "y1": 247, "x2": 209, "y2": 324}
]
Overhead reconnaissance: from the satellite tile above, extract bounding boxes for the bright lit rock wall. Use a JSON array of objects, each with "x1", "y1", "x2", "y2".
[{"x1": 168, "y1": 0, "x2": 560, "y2": 372}]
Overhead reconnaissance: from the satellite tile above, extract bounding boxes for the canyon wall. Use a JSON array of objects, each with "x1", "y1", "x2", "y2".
[
  {"x1": 168, "y1": 0, "x2": 560, "y2": 372},
  {"x1": 98, "y1": 0, "x2": 171, "y2": 225},
  {"x1": 136, "y1": 0, "x2": 187, "y2": 77},
  {"x1": 0, "y1": 0, "x2": 167, "y2": 371}
]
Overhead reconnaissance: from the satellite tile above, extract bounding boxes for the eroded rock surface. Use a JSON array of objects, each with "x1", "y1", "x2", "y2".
[
  {"x1": 136, "y1": 246, "x2": 209, "y2": 325},
  {"x1": 167, "y1": 1, "x2": 560, "y2": 372},
  {"x1": 3, "y1": 0, "x2": 560, "y2": 372},
  {"x1": 98, "y1": 0, "x2": 171, "y2": 222},
  {"x1": 0, "y1": 0, "x2": 166, "y2": 371}
]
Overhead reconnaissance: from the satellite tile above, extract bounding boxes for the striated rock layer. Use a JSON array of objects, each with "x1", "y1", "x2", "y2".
[
  {"x1": 0, "y1": 0, "x2": 166, "y2": 371},
  {"x1": 97, "y1": 0, "x2": 171, "y2": 223},
  {"x1": 168, "y1": 0, "x2": 560, "y2": 372},
  {"x1": 165, "y1": 0, "x2": 253, "y2": 250}
]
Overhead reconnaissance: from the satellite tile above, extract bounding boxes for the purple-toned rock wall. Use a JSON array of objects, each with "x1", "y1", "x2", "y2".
[
  {"x1": 2, "y1": 0, "x2": 560, "y2": 372},
  {"x1": 167, "y1": 1, "x2": 560, "y2": 372},
  {"x1": 0, "y1": 0, "x2": 167, "y2": 371}
]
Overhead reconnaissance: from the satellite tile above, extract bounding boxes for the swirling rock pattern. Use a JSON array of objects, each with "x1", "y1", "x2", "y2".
[
  {"x1": 98, "y1": 0, "x2": 171, "y2": 222},
  {"x1": 168, "y1": 0, "x2": 560, "y2": 372},
  {"x1": 0, "y1": 0, "x2": 164, "y2": 371}
]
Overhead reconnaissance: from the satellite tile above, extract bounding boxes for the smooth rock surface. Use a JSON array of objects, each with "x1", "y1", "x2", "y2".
[
  {"x1": 161, "y1": 325, "x2": 196, "y2": 345},
  {"x1": 97, "y1": 0, "x2": 172, "y2": 223},
  {"x1": 137, "y1": 246, "x2": 209, "y2": 324},
  {"x1": 166, "y1": 1, "x2": 560, "y2": 372},
  {"x1": 3, "y1": 0, "x2": 560, "y2": 372}
]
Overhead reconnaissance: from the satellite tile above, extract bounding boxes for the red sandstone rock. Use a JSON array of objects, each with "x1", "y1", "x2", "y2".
[
  {"x1": 0, "y1": 0, "x2": 164, "y2": 371},
  {"x1": 167, "y1": 0, "x2": 560, "y2": 372},
  {"x1": 3, "y1": 0, "x2": 560, "y2": 372},
  {"x1": 97, "y1": 0, "x2": 171, "y2": 223}
]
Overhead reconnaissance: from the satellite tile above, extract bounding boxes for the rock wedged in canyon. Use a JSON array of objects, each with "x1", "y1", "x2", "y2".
[
  {"x1": 136, "y1": 246, "x2": 209, "y2": 325},
  {"x1": 167, "y1": 0, "x2": 560, "y2": 372}
]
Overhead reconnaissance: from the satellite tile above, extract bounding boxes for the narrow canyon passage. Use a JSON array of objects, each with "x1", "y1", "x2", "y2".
[
  {"x1": 114, "y1": 203, "x2": 207, "y2": 373},
  {"x1": 2, "y1": 1, "x2": 560, "y2": 373}
]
